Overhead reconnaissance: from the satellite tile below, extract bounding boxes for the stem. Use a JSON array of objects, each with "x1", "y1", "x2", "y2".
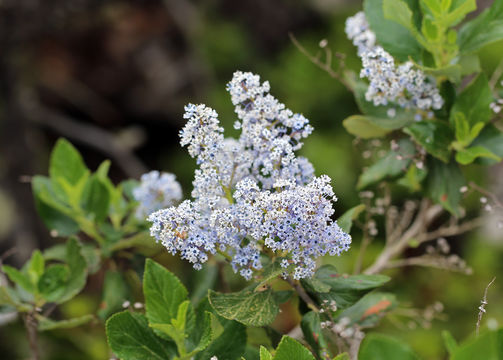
[
  {"x1": 476, "y1": 277, "x2": 496, "y2": 336},
  {"x1": 24, "y1": 312, "x2": 40, "y2": 360},
  {"x1": 286, "y1": 277, "x2": 319, "y2": 312}
]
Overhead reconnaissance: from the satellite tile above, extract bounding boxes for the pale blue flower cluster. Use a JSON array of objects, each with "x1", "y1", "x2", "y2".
[
  {"x1": 148, "y1": 71, "x2": 350, "y2": 280},
  {"x1": 133, "y1": 171, "x2": 183, "y2": 219},
  {"x1": 345, "y1": 12, "x2": 443, "y2": 117}
]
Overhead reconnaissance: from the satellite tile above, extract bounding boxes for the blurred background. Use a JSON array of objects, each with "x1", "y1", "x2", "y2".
[{"x1": 0, "y1": 0, "x2": 502, "y2": 358}]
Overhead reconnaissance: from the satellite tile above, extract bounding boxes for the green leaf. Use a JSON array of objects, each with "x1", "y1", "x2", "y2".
[
  {"x1": 106, "y1": 311, "x2": 176, "y2": 360},
  {"x1": 81, "y1": 175, "x2": 110, "y2": 222},
  {"x1": 396, "y1": 163, "x2": 428, "y2": 192},
  {"x1": 37, "y1": 314, "x2": 94, "y2": 331},
  {"x1": 27, "y1": 250, "x2": 45, "y2": 285},
  {"x1": 273, "y1": 336, "x2": 315, "y2": 360},
  {"x1": 359, "y1": 333, "x2": 420, "y2": 360},
  {"x1": 450, "y1": 74, "x2": 493, "y2": 127},
  {"x1": 301, "y1": 312, "x2": 331, "y2": 359},
  {"x1": 425, "y1": 158, "x2": 465, "y2": 216},
  {"x1": 471, "y1": 124, "x2": 503, "y2": 165},
  {"x1": 0, "y1": 286, "x2": 22, "y2": 307},
  {"x1": 208, "y1": 287, "x2": 280, "y2": 327},
  {"x1": 260, "y1": 346, "x2": 273, "y2": 360},
  {"x1": 364, "y1": 0, "x2": 423, "y2": 61},
  {"x1": 442, "y1": 330, "x2": 458, "y2": 355},
  {"x1": 143, "y1": 259, "x2": 188, "y2": 329},
  {"x1": 98, "y1": 270, "x2": 131, "y2": 320},
  {"x1": 404, "y1": 120, "x2": 453, "y2": 163},
  {"x1": 455, "y1": 146, "x2": 501, "y2": 165},
  {"x1": 32, "y1": 176, "x2": 79, "y2": 236},
  {"x1": 337, "y1": 292, "x2": 396, "y2": 327},
  {"x1": 343, "y1": 116, "x2": 392, "y2": 139},
  {"x1": 451, "y1": 329, "x2": 503, "y2": 360},
  {"x1": 459, "y1": 0, "x2": 503, "y2": 53},
  {"x1": 333, "y1": 353, "x2": 350, "y2": 360},
  {"x1": 2, "y1": 265, "x2": 34, "y2": 293},
  {"x1": 188, "y1": 311, "x2": 213, "y2": 355},
  {"x1": 49, "y1": 138, "x2": 88, "y2": 186},
  {"x1": 306, "y1": 265, "x2": 390, "y2": 310},
  {"x1": 337, "y1": 204, "x2": 366, "y2": 233},
  {"x1": 442, "y1": 0, "x2": 476, "y2": 27},
  {"x1": 382, "y1": 0, "x2": 416, "y2": 34},
  {"x1": 57, "y1": 237, "x2": 87, "y2": 303},
  {"x1": 38, "y1": 264, "x2": 69, "y2": 302},
  {"x1": 357, "y1": 138, "x2": 416, "y2": 189},
  {"x1": 195, "y1": 321, "x2": 246, "y2": 360}
]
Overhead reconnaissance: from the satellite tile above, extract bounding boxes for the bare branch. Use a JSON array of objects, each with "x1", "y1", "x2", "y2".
[{"x1": 476, "y1": 277, "x2": 496, "y2": 336}]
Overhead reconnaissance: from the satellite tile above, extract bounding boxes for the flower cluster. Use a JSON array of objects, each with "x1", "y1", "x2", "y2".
[
  {"x1": 133, "y1": 171, "x2": 182, "y2": 219},
  {"x1": 345, "y1": 12, "x2": 443, "y2": 117},
  {"x1": 148, "y1": 71, "x2": 350, "y2": 280}
]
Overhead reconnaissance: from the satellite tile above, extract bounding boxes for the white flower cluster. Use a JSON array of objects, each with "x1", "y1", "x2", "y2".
[
  {"x1": 148, "y1": 71, "x2": 351, "y2": 280},
  {"x1": 133, "y1": 171, "x2": 182, "y2": 219},
  {"x1": 345, "y1": 12, "x2": 443, "y2": 117}
]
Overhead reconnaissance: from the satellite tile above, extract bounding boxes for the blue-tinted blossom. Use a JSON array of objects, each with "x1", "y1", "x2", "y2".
[
  {"x1": 148, "y1": 71, "x2": 351, "y2": 280},
  {"x1": 133, "y1": 171, "x2": 182, "y2": 219},
  {"x1": 345, "y1": 12, "x2": 443, "y2": 117}
]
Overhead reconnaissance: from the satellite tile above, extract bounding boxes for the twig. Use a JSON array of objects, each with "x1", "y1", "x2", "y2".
[
  {"x1": 24, "y1": 312, "x2": 40, "y2": 360},
  {"x1": 18, "y1": 89, "x2": 147, "y2": 178},
  {"x1": 289, "y1": 33, "x2": 351, "y2": 90},
  {"x1": 469, "y1": 181, "x2": 503, "y2": 209},
  {"x1": 476, "y1": 277, "x2": 496, "y2": 336},
  {"x1": 286, "y1": 277, "x2": 319, "y2": 312}
]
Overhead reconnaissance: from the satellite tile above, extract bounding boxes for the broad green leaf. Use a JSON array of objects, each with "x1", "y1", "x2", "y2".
[
  {"x1": 2, "y1": 265, "x2": 34, "y2": 293},
  {"x1": 260, "y1": 346, "x2": 273, "y2": 360},
  {"x1": 343, "y1": 116, "x2": 391, "y2": 139},
  {"x1": 81, "y1": 175, "x2": 110, "y2": 222},
  {"x1": 38, "y1": 264, "x2": 69, "y2": 302},
  {"x1": 396, "y1": 163, "x2": 428, "y2": 192},
  {"x1": 143, "y1": 259, "x2": 188, "y2": 329},
  {"x1": 32, "y1": 176, "x2": 79, "y2": 236},
  {"x1": 458, "y1": 0, "x2": 503, "y2": 53},
  {"x1": 57, "y1": 237, "x2": 87, "y2": 303},
  {"x1": 27, "y1": 250, "x2": 45, "y2": 285},
  {"x1": 106, "y1": 311, "x2": 176, "y2": 360},
  {"x1": 364, "y1": 0, "x2": 423, "y2": 61},
  {"x1": 451, "y1": 329, "x2": 503, "y2": 360},
  {"x1": 455, "y1": 146, "x2": 501, "y2": 165},
  {"x1": 442, "y1": 330, "x2": 458, "y2": 355},
  {"x1": 337, "y1": 292, "x2": 396, "y2": 327},
  {"x1": 442, "y1": 0, "x2": 476, "y2": 27},
  {"x1": 49, "y1": 138, "x2": 88, "y2": 186},
  {"x1": 357, "y1": 138, "x2": 416, "y2": 189},
  {"x1": 382, "y1": 0, "x2": 417, "y2": 34},
  {"x1": 337, "y1": 204, "x2": 366, "y2": 233},
  {"x1": 98, "y1": 270, "x2": 131, "y2": 320},
  {"x1": 273, "y1": 336, "x2": 315, "y2": 360},
  {"x1": 426, "y1": 158, "x2": 465, "y2": 216},
  {"x1": 37, "y1": 314, "x2": 94, "y2": 331},
  {"x1": 404, "y1": 120, "x2": 453, "y2": 163},
  {"x1": 449, "y1": 74, "x2": 493, "y2": 127},
  {"x1": 306, "y1": 265, "x2": 390, "y2": 310},
  {"x1": 359, "y1": 333, "x2": 420, "y2": 360},
  {"x1": 96, "y1": 160, "x2": 111, "y2": 179},
  {"x1": 195, "y1": 301, "x2": 247, "y2": 360},
  {"x1": 208, "y1": 287, "x2": 279, "y2": 327},
  {"x1": 274, "y1": 290, "x2": 294, "y2": 304},
  {"x1": 187, "y1": 311, "x2": 213, "y2": 355},
  {"x1": 471, "y1": 124, "x2": 503, "y2": 165},
  {"x1": 301, "y1": 312, "x2": 331, "y2": 359}
]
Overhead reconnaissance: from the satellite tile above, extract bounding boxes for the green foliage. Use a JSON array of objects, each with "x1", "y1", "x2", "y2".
[
  {"x1": 359, "y1": 333, "x2": 420, "y2": 360},
  {"x1": 303, "y1": 265, "x2": 390, "y2": 310},
  {"x1": 272, "y1": 336, "x2": 315, "y2": 360},
  {"x1": 450, "y1": 329, "x2": 503, "y2": 360},
  {"x1": 336, "y1": 292, "x2": 396, "y2": 327},
  {"x1": 404, "y1": 121, "x2": 453, "y2": 163},
  {"x1": 337, "y1": 204, "x2": 366, "y2": 233},
  {"x1": 98, "y1": 270, "x2": 131, "y2": 320},
  {"x1": 300, "y1": 311, "x2": 330, "y2": 359},
  {"x1": 208, "y1": 287, "x2": 280, "y2": 327},
  {"x1": 425, "y1": 158, "x2": 465, "y2": 215}
]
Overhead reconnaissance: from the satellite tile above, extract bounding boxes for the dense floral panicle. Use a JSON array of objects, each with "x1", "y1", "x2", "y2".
[
  {"x1": 133, "y1": 171, "x2": 182, "y2": 219},
  {"x1": 346, "y1": 12, "x2": 443, "y2": 116},
  {"x1": 148, "y1": 71, "x2": 351, "y2": 279}
]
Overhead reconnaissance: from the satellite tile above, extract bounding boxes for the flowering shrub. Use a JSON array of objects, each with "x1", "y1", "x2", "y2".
[{"x1": 1, "y1": 0, "x2": 503, "y2": 359}]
